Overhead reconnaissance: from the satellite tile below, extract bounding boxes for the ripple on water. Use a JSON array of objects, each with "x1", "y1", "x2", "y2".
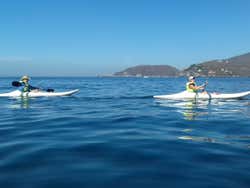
[{"x1": 0, "y1": 77, "x2": 250, "y2": 188}]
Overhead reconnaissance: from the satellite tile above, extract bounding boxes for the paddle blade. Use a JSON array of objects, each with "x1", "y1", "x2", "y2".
[
  {"x1": 46, "y1": 89, "x2": 54, "y2": 92},
  {"x1": 12, "y1": 81, "x2": 22, "y2": 87}
]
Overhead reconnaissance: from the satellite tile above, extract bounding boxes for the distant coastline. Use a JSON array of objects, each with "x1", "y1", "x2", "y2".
[{"x1": 112, "y1": 52, "x2": 250, "y2": 78}]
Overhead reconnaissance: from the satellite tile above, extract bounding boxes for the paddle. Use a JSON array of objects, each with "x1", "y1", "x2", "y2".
[
  {"x1": 12, "y1": 81, "x2": 54, "y2": 92},
  {"x1": 201, "y1": 81, "x2": 208, "y2": 92},
  {"x1": 12, "y1": 81, "x2": 22, "y2": 87}
]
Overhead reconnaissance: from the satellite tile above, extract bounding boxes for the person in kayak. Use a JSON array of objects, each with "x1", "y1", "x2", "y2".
[
  {"x1": 19, "y1": 76, "x2": 39, "y2": 92},
  {"x1": 186, "y1": 76, "x2": 206, "y2": 93}
]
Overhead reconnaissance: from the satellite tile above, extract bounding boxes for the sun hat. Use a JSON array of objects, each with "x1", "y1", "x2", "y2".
[
  {"x1": 188, "y1": 76, "x2": 195, "y2": 81},
  {"x1": 21, "y1": 75, "x2": 30, "y2": 81}
]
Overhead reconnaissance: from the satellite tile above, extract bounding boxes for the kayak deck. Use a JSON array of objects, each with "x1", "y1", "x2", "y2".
[
  {"x1": 0, "y1": 89, "x2": 79, "y2": 97},
  {"x1": 154, "y1": 91, "x2": 250, "y2": 100}
]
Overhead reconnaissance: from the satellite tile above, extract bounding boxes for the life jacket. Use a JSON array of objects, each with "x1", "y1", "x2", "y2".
[
  {"x1": 20, "y1": 81, "x2": 31, "y2": 92},
  {"x1": 186, "y1": 82, "x2": 197, "y2": 92}
]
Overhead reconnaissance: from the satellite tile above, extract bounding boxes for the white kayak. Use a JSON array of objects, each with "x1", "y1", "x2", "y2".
[
  {"x1": 0, "y1": 89, "x2": 79, "y2": 97},
  {"x1": 154, "y1": 90, "x2": 250, "y2": 100}
]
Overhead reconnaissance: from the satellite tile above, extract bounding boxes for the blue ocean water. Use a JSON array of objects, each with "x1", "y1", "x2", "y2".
[{"x1": 0, "y1": 77, "x2": 250, "y2": 188}]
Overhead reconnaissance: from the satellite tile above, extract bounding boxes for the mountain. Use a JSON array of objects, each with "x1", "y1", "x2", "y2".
[
  {"x1": 113, "y1": 52, "x2": 250, "y2": 77},
  {"x1": 183, "y1": 52, "x2": 250, "y2": 77},
  {"x1": 114, "y1": 65, "x2": 180, "y2": 77}
]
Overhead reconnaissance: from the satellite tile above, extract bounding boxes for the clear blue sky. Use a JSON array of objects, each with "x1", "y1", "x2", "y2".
[{"x1": 0, "y1": 0, "x2": 250, "y2": 76}]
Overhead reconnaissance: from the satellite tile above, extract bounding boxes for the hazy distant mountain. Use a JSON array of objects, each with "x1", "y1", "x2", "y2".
[
  {"x1": 114, "y1": 65, "x2": 180, "y2": 77},
  {"x1": 114, "y1": 52, "x2": 250, "y2": 77},
  {"x1": 183, "y1": 52, "x2": 250, "y2": 77}
]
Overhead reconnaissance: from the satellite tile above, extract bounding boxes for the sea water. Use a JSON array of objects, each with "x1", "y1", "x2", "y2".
[{"x1": 0, "y1": 77, "x2": 250, "y2": 188}]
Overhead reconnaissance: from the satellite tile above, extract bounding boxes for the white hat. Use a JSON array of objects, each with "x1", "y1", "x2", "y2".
[
  {"x1": 188, "y1": 76, "x2": 195, "y2": 81},
  {"x1": 21, "y1": 75, "x2": 30, "y2": 81}
]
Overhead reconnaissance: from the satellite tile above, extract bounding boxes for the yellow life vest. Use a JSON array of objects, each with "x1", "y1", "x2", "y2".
[{"x1": 186, "y1": 82, "x2": 196, "y2": 92}]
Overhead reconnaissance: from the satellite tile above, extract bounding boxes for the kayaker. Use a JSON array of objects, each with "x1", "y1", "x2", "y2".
[
  {"x1": 19, "y1": 76, "x2": 39, "y2": 92},
  {"x1": 186, "y1": 76, "x2": 206, "y2": 93}
]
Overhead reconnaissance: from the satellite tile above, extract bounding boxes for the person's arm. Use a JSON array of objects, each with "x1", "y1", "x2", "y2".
[
  {"x1": 19, "y1": 81, "x2": 24, "y2": 85},
  {"x1": 189, "y1": 84, "x2": 204, "y2": 91},
  {"x1": 197, "y1": 85, "x2": 205, "y2": 90},
  {"x1": 197, "y1": 81, "x2": 208, "y2": 91}
]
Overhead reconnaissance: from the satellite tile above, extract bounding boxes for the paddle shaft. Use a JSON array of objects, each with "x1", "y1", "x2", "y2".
[{"x1": 12, "y1": 81, "x2": 54, "y2": 92}]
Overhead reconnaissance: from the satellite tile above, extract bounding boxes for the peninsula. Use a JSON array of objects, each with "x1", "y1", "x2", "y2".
[{"x1": 114, "y1": 52, "x2": 250, "y2": 77}]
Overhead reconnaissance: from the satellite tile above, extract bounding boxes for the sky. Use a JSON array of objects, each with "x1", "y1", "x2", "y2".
[{"x1": 0, "y1": 0, "x2": 250, "y2": 76}]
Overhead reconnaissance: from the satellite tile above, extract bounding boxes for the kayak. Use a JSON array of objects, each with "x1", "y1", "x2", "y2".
[
  {"x1": 154, "y1": 90, "x2": 250, "y2": 100},
  {"x1": 0, "y1": 89, "x2": 79, "y2": 97}
]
